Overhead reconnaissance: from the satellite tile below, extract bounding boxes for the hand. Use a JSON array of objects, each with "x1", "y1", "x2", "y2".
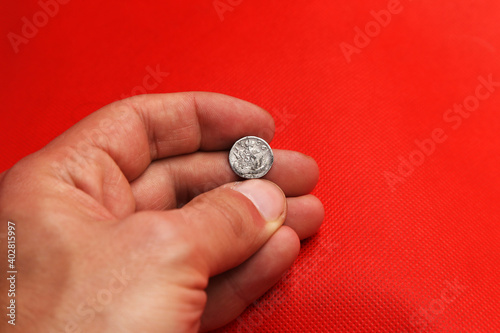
[{"x1": 0, "y1": 92, "x2": 324, "y2": 332}]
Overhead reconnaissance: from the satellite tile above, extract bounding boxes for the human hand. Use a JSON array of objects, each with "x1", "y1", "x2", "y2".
[{"x1": 0, "y1": 92, "x2": 323, "y2": 332}]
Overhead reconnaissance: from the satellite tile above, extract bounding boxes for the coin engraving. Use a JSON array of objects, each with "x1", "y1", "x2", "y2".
[{"x1": 229, "y1": 136, "x2": 274, "y2": 179}]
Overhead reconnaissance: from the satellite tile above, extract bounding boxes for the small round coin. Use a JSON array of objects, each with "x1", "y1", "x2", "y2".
[{"x1": 229, "y1": 136, "x2": 274, "y2": 179}]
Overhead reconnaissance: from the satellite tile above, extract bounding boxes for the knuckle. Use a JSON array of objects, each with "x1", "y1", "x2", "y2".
[
  {"x1": 0, "y1": 154, "x2": 46, "y2": 195},
  {"x1": 127, "y1": 211, "x2": 196, "y2": 264}
]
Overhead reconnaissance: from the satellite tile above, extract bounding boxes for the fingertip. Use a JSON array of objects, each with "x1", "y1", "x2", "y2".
[
  {"x1": 264, "y1": 151, "x2": 320, "y2": 195},
  {"x1": 275, "y1": 225, "x2": 301, "y2": 260},
  {"x1": 286, "y1": 194, "x2": 325, "y2": 239},
  {"x1": 178, "y1": 179, "x2": 288, "y2": 276},
  {"x1": 230, "y1": 179, "x2": 286, "y2": 227},
  {"x1": 300, "y1": 153, "x2": 320, "y2": 193}
]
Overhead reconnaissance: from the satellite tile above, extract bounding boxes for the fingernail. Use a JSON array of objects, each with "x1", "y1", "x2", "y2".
[{"x1": 233, "y1": 179, "x2": 286, "y2": 224}]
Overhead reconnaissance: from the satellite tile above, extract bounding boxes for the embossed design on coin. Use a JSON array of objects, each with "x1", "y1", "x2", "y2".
[{"x1": 229, "y1": 136, "x2": 274, "y2": 179}]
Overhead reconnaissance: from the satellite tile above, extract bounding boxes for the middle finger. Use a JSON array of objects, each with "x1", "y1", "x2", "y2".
[{"x1": 130, "y1": 149, "x2": 319, "y2": 210}]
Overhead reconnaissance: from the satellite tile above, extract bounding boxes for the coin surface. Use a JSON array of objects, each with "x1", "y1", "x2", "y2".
[{"x1": 229, "y1": 136, "x2": 274, "y2": 179}]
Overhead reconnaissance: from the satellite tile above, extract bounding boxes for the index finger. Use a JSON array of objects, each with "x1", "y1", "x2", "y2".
[{"x1": 47, "y1": 92, "x2": 275, "y2": 181}]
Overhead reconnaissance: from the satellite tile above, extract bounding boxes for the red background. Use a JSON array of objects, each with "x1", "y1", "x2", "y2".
[{"x1": 1, "y1": 0, "x2": 499, "y2": 332}]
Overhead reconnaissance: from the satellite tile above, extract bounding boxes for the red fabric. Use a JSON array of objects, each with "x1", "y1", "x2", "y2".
[{"x1": 2, "y1": 0, "x2": 500, "y2": 332}]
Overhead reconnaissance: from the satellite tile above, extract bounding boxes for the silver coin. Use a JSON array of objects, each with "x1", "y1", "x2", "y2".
[{"x1": 229, "y1": 136, "x2": 274, "y2": 179}]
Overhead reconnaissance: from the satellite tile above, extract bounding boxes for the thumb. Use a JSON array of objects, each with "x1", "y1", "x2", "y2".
[{"x1": 176, "y1": 179, "x2": 287, "y2": 277}]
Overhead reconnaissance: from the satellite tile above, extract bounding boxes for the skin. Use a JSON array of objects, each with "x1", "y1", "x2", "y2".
[{"x1": 0, "y1": 92, "x2": 324, "y2": 332}]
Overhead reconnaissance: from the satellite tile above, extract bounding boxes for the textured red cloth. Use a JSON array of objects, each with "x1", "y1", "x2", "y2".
[{"x1": 2, "y1": 0, "x2": 500, "y2": 332}]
